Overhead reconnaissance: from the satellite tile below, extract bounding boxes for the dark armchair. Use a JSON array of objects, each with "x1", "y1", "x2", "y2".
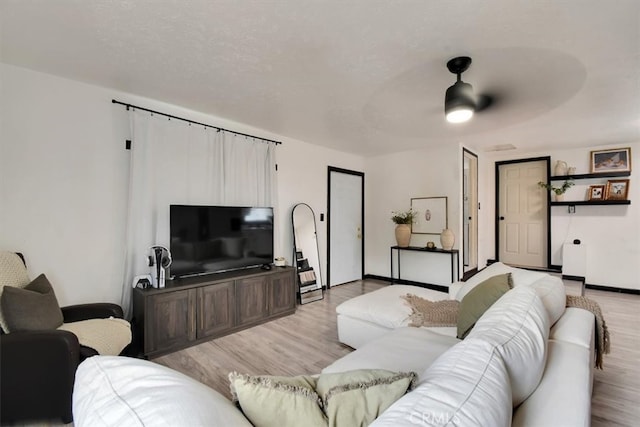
[{"x1": 0, "y1": 254, "x2": 130, "y2": 424}]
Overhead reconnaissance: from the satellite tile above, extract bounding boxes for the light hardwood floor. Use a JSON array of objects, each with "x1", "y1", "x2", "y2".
[{"x1": 155, "y1": 279, "x2": 640, "y2": 426}]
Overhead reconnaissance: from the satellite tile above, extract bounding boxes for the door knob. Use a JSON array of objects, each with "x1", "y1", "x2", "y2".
[{"x1": 499, "y1": 216, "x2": 505, "y2": 220}]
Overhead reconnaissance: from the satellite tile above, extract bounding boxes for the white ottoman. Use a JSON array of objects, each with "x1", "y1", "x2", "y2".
[{"x1": 336, "y1": 284, "x2": 454, "y2": 348}]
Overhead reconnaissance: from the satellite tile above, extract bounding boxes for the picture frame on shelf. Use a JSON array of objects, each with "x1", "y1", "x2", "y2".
[
  {"x1": 604, "y1": 179, "x2": 630, "y2": 201},
  {"x1": 410, "y1": 197, "x2": 447, "y2": 234},
  {"x1": 590, "y1": 147, "x2": 632, "y2": 174},
  {"x1": 587, "y1": 185, "x2": 605, "y2": 201}
]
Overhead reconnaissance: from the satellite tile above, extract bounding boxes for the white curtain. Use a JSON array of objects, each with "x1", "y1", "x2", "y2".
[{"x1": 121, "y1": 111, "x2": 278, "y2": 318}]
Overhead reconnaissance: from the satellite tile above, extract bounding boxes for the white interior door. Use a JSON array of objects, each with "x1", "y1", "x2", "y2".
[
  {"x1": 328, "y1": 168, "x2": 363, "y2": 287},
  {"x1": 498, "y1": 159, "x2": 548, "y2": 268}
]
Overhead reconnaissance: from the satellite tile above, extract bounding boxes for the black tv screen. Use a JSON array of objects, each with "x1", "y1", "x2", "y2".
[{"x1": 170, "y1": 205, "x2": 274, "y2": 278}]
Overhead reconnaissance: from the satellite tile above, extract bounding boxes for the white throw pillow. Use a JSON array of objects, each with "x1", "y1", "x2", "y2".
[
  {"x1": 456, "y1": 262, "x2": 552, "y2": 301},
  {"x1": 527, "y1": 275, "x2": 566, "y2": 325},
  {"x1": 371, "y1": 338, "x2": 512, "y2": 427},
  {"x1": 467, "y1": 286, "x2": 549, "y2": 406},
  {"x1": 73, "y1": 356, "x2": 252, "y2": 427}
]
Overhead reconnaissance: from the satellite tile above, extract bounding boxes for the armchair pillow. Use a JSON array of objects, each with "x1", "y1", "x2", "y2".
[{"x1": 0, "y1": 274, "x2": 64, "y2": 333}]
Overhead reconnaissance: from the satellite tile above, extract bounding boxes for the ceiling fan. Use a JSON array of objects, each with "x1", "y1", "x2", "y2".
[{"x1": 444, "y1": 56, "x2": 493, "y2": 123}]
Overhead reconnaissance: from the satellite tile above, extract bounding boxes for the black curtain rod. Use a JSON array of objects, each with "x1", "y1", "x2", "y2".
[{"x1": 112, "y1": 99, "x2": 281, "y2": 145}]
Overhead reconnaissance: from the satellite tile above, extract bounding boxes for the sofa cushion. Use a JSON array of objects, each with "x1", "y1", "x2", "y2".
[
  {"x1": 455, "y1": 262, "x2": 547, "y2": 301},
  {"x1": 467, "y1": 285, "x2": 549, "y2": 406},
  {"x1": 370, "y1": 338, "x2": 512, "y2": 427},
  {"x1": 527, "y1": 275, "x2": 566, "y2": 325},
  {"x1": 0, "y1": 251, "x2": 30, "y2": 289},
  {"x1": 512, "y1": 340, "x2": 592, "y2": 427},
  {"x1": 73, "y1": 356, "x2": 253, "y2": 427},
  {"x1": 229, "y1": 372, "x2": 326, "y2": 427},
  {"x1": 336, "y1": 285, "x2": 448, "y2": 329},
  {"x1": 323, "y1": 327, "x2": 459, "y2": 380},
  {"x1": 229, "y1": 369, "x2": 416, "y2": 427},
  {"x1": 0, "y1": 274, "x2": 64, "y2": 333},
  {"x1": 457, "y1": 273, "x2": 512, "y2": 339}
]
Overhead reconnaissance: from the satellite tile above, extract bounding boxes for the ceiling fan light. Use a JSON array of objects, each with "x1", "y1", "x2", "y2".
[
  {"x1": 446, "y1": 108, "x2": 474, "y2": 123},
  {"x1": 445, "y1": 81, "x2": 476, "y2": 123}
]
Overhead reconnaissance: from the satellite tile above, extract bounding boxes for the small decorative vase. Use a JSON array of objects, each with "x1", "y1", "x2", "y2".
[
  {"x1": 555, "y1": 193, "x2": 564, "y2": 202},
  {"x1": 395, "y1": 224, "x2": 411, "y2": 247},
  {"x1": 440, "y1": 228, "x2": 455, "y2": 250},
  {"x1": 554, "y1": 160, "x2": 568, "y2": 176}
]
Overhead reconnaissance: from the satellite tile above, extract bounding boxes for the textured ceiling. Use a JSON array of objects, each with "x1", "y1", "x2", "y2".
[{"x1": 1, "y1": 0, "x2": 639, "y2": 156}]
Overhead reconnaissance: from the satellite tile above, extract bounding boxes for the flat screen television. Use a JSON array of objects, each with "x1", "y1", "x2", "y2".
[{"x1": 170, "y1": 205, "x2": 274, "y2": 278}]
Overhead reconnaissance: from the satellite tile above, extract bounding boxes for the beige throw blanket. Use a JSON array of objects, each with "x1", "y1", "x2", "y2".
[
  {"x1": 58, "y1": 317, "x2": 131, "y2": 356},
  {"x1": 566, "y1": 295, "x2": 611, "y2": 369},
  {"x1": 401, "y1": 294, "x2": 459, "y2": 327},
  {"x1": 402, "y1": 293, "x2": 610, "y2": 369}
]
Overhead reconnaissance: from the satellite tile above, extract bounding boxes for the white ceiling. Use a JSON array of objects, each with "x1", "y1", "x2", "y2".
[{"x1": 1, "y1": 0, "x2": 639, "y2": 156}]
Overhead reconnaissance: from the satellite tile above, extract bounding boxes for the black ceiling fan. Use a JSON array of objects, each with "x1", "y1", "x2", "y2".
[{"x1": 444, "y1": 56, "x2": 494, "y2": 123}]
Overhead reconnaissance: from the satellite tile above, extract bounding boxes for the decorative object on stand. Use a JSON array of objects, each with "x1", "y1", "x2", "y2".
[
  {"x1": 604, "y1": 179, "x2": 630, "y2": 201},
  {"x1": 440, "y1": 229, "x2": 455, "y2": 250},
  {"x1": 591, "y1": 147, "x2": 632, "y2": 174},
  {"x1": 567, "y1": 166, "x2": 576, "y2": 175},
  {"x1": 391, "y1": 209, "x2": 416, "y2": 247},
  {"x1": 410, "y1": 197, "x2": 448, "y2": 234},
  {"x1": 554, "y1": 160, "x2": 568, "y2": 176},
  {"x1": 538, "y1": 180, "x2": 574, "y2": 201},
  {"x1": 274, "y1": 257, "x2": 286, "y2": 267},
  {"x1": 425, "y1": 241, "x2": 436, "y2": 250}
]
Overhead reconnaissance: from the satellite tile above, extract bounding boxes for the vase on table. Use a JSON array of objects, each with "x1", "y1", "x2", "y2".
[
  {"x1": 554, "y1": 193, "x2": 564, "y2": 202},
  {"x1": 440, "y1": 228, "x2": 455, "y2": 250},
  {"x1": 395, "y1": 224, "x2": 411, "y2": 247}
]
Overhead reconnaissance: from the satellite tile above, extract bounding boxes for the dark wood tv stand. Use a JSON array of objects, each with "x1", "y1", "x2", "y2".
[{"x1": 133, "y1": 266, "x2": 296, "y2": 358}]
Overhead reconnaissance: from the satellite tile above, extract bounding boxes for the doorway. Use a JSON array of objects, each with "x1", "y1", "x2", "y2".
[
  {"x1": 495, "y1": 157, "x2": 550, "y2": 268},
  {"x1": 327, "y1": 167, "x2": 364, "y2": 287},
  {"x1": 463, "y1": 149, "x2": 478, "y2": 274}
]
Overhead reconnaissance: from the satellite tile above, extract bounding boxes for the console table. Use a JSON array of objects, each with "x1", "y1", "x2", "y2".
[
  {"x1": 390, "y1": 246, "x2": 459, "y2": 287},
  {"x1": 133, "y1": 266, "x2": 296, "y2": 358}
]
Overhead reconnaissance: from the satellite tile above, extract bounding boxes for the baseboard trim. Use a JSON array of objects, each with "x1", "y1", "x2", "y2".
[
  {"x1": 363, "y1": 274, "x2": 448, "y2": 293},
  {"x1": 585, "y1": 283, "x2": 640, "y2": 295}
]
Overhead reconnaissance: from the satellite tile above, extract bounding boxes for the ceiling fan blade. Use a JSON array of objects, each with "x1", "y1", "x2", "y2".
[{"x1": 475, "y1": 94, "x2": 494, "y2": 112}]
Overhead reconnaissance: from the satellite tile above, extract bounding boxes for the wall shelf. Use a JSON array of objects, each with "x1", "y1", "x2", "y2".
[
  {"x1": 551, "y1": 200, "x2": 631, "y2": 206},
  {"x1": 550, "y1": 171, "x2": 631, "y2": 180}
]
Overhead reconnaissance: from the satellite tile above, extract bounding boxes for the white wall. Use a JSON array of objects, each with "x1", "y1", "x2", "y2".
[
  {"x1": 364, "y1": 144, "x2": 462, "y2": 285},
  {"x1": 480, "y1": 143, "x2": 640, "y2": 290},
  {"x1": 0, "y1": 64, "x2": 363, "y2": 305}
]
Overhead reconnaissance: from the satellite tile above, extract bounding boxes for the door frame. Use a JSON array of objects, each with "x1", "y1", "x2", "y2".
[
  {"x1": 462, "y1": 148, "x2": 479, "y2": 275},
  {"x1": 327, "y1": 166, "x2": 365, "y2": 288},
  {"x1": 494, "y1": 156, "x2": 551, "y2": 268}
]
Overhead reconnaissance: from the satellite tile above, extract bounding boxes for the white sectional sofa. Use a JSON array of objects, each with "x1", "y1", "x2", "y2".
[{"x1": 73, "y1": 263, "x2": 596, "y2": 427}]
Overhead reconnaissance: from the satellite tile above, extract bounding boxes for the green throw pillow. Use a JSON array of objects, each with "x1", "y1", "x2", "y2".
[
  {"x1": 316, "y1": 369, "x2": 416, "y2": 427},
  {"x1": 0, "y1": 274, "x2": 64, "y2": 333},
  {"x1": 229, "y1": 369, "x2": 416, "y2": 427},
  {"x1": 457, "y1": 273, "x2": 512, "y2": 339},
  {"x1": 229, "y1": 372, "x2": 326, "y2": 427}
]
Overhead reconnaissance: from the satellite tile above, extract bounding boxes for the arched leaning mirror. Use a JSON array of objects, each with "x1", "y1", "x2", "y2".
[{"x1": 292, "y1": 203, "x2": 324, "y2": 304}]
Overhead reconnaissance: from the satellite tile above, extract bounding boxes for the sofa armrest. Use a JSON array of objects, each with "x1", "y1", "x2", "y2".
[
  {"x1": 62, "y1": 303, "x2": 124, "y2": 323},
  {"x1": 0, "y1": 330, "x2": 80, "y2": 423}
]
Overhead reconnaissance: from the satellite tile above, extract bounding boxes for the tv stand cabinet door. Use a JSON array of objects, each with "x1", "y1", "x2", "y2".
[
  {"x1": 197, "y1": 281, "x2": 235, "y2": 338},
  {"x1": 236, "y1": 276, "x2": 269, "y2": 326},
  {"x1": 146, "y1": 289, "x2": 196, "y2": 354},
  {"x1": 269, "y1": 270, "x2": 296, "y2": 316}
]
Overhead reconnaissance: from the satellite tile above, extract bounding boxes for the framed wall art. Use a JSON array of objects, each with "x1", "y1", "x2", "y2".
[
  {"x1": 587, "y1": 185, "x2": 605, "y2": 201},
  {"x1": 590, "y1": 147, "x2": 632, "y2": 174},
  {"x1": 410, "y1": 197, "x2": 447, "y2": 234},
  {"x1": 605, "y1": 179, "x2": 630, "y2": 201}
]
